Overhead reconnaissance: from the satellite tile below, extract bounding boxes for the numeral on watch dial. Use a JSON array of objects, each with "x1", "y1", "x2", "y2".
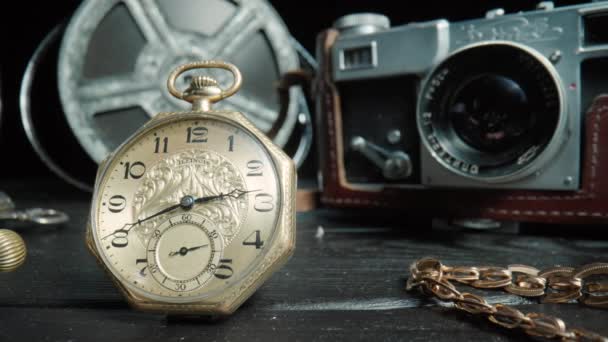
[
  {"x1": 214, "y1": 259, "x2": 234, "y2": 279},
  {"x1": 108, "y1": 195, "x2": 126, "y2": 213},
  {"x1": 247, "y1": 160, "x2": 263, "y2": 176},
  {"x1": 111, "y1": 230, "x2": 129, "y2": 248},
  {"x1": 123, "y1": 161, "x2": 146, "y2": 179},
  {"x1": 254, "y1": 193, "x2": 274, "y2": 212},
  {"x1": 186, "y1": 126, "x2": 208, "y2": 143},
  {"x1": 242, "y1": 230, "x2": 264, "y2": 249},
  {"x1": 228, "y1": 135, "x2": 234, "y2": 152},
  {"x1": 154, "y1": 137, "x2": 168, "y2": 153}
]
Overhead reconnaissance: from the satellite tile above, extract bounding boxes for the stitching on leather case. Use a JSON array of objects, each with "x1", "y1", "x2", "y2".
[
  {"x1": 321, "y1": 196, "x2": 390, "y2": 207},
  {"x1": 501, "y1": 104, "x2": 607, "y2": 202},
  {"x1": 322, "y1": 85, "x2": 389, "y2": 206},
  {"x1": 323, "y1": 81, "x2": 392, "y2": 207},
  {"x1": 485, "y1": 208, "x2": 608, "y2": 218},
  {"x1": 326, "y1": 91, "x2": 338, "y2": 181},
  {"x1": 485, "y1": 104, "x2": 608, "y2": 217}
]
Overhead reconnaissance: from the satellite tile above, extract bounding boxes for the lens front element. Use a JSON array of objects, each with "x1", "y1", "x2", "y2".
[{"x1": 418, "y1": 42, "x2": 563, "y2": 182}]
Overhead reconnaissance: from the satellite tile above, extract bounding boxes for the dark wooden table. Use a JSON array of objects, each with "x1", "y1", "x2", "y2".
[{"x1": 1, "y1": 179, "x2": 607, "y2": 341}]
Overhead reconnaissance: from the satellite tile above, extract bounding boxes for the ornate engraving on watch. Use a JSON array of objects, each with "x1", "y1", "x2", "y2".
[
  {"x1": 132, "y1": 149, "x2": 248, "y2": 247},
  {"x1": 86, "y1": 60, "x2": 296, "y2": 315}
]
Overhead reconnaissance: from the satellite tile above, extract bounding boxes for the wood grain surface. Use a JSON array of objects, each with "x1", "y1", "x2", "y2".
[{"x1": 0, "y1": 179, "x2": 606, "y2": 341}]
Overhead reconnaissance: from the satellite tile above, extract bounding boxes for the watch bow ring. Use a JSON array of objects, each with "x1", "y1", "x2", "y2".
[{"x1": 167, "y1": 60, "x2": 243, "y2": 111}]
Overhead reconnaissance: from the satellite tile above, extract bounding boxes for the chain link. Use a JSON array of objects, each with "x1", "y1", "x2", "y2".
[{"x1": 406, "y1": 258, "x2": 608, "y2": 341}]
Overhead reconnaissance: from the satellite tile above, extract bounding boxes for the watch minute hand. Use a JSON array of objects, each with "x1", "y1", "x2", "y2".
[
  {"x1": 194, "y1": 193, "x2": 225, "y2": 204},
  {"x1": 194, "y1": 189, "x2": 259, "y2": 204}
]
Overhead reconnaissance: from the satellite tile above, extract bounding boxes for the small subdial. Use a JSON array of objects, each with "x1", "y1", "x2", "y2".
[{"x1": 146, "y1": 213, "x2": 223, "y2": 292}]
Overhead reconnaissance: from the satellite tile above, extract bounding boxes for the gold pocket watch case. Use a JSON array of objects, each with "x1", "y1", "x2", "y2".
[{"x1": 86, "y1": 60, "x2": 296, "y2": 315}]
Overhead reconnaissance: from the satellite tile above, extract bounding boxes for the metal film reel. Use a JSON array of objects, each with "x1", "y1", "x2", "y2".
[
  {"x1": 20, "y1": 25, "x2": 97, "y2": 192},
  {"x1": 58, "y1": 0, "x2": 305, "y2": 164}
]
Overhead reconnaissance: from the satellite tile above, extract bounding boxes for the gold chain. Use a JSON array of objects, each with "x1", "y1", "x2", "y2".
[{"x1": 407, "y1": 258, "x2": 608, "y2": 341}]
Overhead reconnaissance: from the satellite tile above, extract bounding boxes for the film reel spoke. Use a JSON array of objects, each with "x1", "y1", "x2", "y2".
[
  {"x1": 78, "y1": 76, "x2": 158, "y2": 118},
  {"x1": 79, "y1": 76, "x2": 156, "y2": 99},
  {"x1": 224, "y1": 95, "x2": 276, "y2": 131},
  {"x1": 124, "y1": 0, "x2": 179, "y2": 50},
  {"x1": 210, "y1": 5, "x2": 262, "y2": 57}
]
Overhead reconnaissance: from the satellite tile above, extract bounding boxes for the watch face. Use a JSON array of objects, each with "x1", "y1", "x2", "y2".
[{"x1": 91, "y1": 115, "x2": 281, "y2": 302}]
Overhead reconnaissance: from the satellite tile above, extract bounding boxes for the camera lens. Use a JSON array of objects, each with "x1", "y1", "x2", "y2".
[
  {"x1": 418, "y1": 43, "x2": 563, "y2": 181},
  {"x1": 449, "y1": 74, "x2": 533, "y2": 155}
]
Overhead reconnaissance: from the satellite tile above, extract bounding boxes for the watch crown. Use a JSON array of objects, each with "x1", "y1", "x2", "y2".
[
  {"x1": 183, "y1": 76, "x2": 222, "y2": 100},
  {"x1": 192, "y1": 75, "x2": 219, "y2": 88}
]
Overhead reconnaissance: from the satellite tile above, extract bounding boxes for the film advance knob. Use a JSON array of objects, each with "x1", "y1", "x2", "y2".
[
  {"x1": 383, "y1": 152, "x2": 412, "y2": 180},
  {"x1": 333, "y1": 13, "x2": 391, "y2": 35},
  {"x1": 350, "y1": 136, "x2": 412, "y2": 180}
]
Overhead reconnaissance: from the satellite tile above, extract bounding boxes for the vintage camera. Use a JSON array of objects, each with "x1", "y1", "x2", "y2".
[{"x1": 315, "y1": 2, "x2": 608, "y2": 223}]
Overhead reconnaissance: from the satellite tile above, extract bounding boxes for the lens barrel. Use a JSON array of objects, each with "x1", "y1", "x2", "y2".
[{"x1": 418, "y1": 42, "x2": 563, "y2": 182}]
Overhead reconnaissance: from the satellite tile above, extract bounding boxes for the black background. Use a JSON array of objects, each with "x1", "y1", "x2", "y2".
[{"x1": 0, "y1": 0, "x2": 586, "y2": 182}]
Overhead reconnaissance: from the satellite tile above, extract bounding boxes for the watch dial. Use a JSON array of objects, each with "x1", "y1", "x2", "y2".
[{"x1": 92, "y1": 116, "x2": 280, "y2": 301}]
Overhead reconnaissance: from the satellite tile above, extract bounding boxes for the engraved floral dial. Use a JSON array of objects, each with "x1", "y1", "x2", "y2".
[{"x1": 91, "y1": 116, "x2": 281, "y2": 302}]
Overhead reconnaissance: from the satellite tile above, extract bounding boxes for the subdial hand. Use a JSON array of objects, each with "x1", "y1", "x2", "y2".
[{"x1": 168, "y1": 244, "x2": 209, "y2": 257}]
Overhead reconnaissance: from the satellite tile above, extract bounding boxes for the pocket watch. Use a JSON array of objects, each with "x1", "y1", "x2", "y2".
[{"x1": 86, "y1": 60, "x2": 296, "y2": 315}]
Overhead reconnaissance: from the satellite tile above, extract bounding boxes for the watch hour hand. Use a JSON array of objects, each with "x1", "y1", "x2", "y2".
[
  {"x1": 138, "y1": 202, "x2": 182, "y2": 225},
  {"x1": 101, "y1": 201, "x2": 183, "y2": 240}
]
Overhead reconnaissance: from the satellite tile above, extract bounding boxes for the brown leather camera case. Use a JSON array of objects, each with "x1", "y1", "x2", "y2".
[{"x1": 316, "y1": 29, "x2": 608, "y2": 224}]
